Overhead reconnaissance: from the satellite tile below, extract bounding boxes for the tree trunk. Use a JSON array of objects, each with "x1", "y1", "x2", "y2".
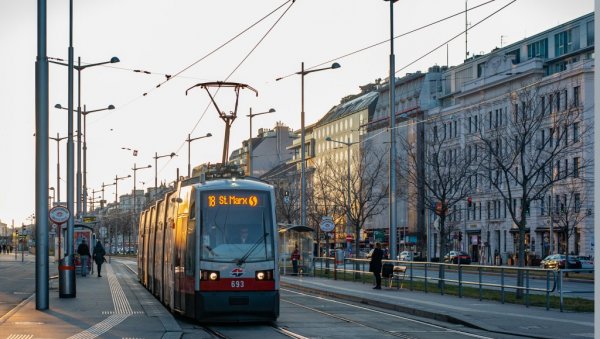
[{"x1": 516, "y1": 224, "x2": 526, "y2": 299}]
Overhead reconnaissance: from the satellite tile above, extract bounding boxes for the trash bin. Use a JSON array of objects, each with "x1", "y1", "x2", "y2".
[{"x1": 58, "y1": 255, "x2": 76, "y2": 298}]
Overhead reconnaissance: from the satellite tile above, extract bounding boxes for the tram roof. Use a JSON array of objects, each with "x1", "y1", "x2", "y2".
[{"x1": 193, "y1": 177, "x2": 273, "y2": 191}]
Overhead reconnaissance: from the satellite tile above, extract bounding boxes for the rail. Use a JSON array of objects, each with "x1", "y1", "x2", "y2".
[{"x1": 305, "y1": 257, "x2": 592, "y2": 311}]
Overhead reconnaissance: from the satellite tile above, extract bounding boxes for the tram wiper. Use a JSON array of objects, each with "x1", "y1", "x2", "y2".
[
  {"x1": 204, "y1": 245, "x2": 218, "y2": 257},
  {"x1": 236, "y1": 233, "x2": 268, "y2": 266}
]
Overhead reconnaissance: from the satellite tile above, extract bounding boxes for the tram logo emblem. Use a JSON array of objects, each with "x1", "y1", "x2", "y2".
[
  {"x1": 248, "y1": 196, "x2": 258, "y2": 207},
  {"x1": 231, "y1": 268, "x2": 244, "y2": 277}
]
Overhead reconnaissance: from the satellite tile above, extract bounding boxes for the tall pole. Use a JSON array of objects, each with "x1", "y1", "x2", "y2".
[
  {"x1": 49, "y1": 133, "x2": 67, "y2": 203},
  {"x1": 187, "y1": 134, "x2": 192, "y2": 177},
  {"x1": 82, "y1": 104, "x2": 87, "y2": 214},
  {"x1": 300, "y1": 62, "x2": 306, "y2": 227},
  {"x1": 155, "y1": 152, "x2": 159, "y2": 189},
  {"x1": 64, "y1": 0, "x2": 76, "y2": 299},
  {"x1": 387, "y1": 0, "x2": 398, "y2": 260},
  {"x1": 76, "y1": 57, "x2": 82, "y2": 219},
  {"x1": 131, "y1": 164, "x2": 150, "y2": 253},
  {"x1": 248, "y1": 107, "x2": 253, "y2": 176},
  {"x1": 35, "y1": 0, "x2": 50, "y2": 309},
  {"x1": 346, "y1": 139, "x2": 351, "y2": 252}
]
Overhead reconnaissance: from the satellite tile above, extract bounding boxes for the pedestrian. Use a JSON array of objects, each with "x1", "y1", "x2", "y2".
[
  {"x1": 291, "y1": 245, "x2": 300, "y2": 275},
  {"x1": 93, "y1": 241, "x2": 106, "y2": 277},
  {"x1": 368, "y1": 242, "x2": 383, "y2": 289},
  {"x1": 77, "y1": 238, "x2": 90, "y2": 277}
]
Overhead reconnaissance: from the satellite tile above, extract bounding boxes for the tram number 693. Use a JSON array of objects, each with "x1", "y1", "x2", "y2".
[{"x1": 231, "y1": 280, "x2": 245, "y2": 288}]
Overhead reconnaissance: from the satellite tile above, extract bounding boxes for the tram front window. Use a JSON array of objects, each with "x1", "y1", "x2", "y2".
[{"x1": 200, "y1": 190, "x2": 274, "y2": 262}]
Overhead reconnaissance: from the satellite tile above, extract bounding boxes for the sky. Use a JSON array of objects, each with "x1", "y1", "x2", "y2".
[{"x1": 0, "y1": 0, "x2": 593, "y2": 227}]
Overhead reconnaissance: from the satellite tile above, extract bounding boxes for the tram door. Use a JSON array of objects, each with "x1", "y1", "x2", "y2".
[{"x1": 174, "y1": 215, "x2": 186, "y2": 312}]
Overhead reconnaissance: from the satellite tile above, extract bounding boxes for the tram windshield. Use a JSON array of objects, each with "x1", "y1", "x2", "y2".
[{"x1": 200, "y1": 190, "x2": 274, "y2": 263}]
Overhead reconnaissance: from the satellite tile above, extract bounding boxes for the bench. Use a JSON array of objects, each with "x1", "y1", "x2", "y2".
[{"x1": 388, "y1": 265, "x2": 407, "y2": 289}]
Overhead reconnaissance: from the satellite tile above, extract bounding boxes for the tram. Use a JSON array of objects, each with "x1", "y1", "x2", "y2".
[{"x1": 138, "y1": 166, "x2": 280, "y2": 322}]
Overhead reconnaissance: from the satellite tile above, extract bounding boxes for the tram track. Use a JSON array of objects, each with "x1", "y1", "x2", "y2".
[{"x1": 281, "y1": 288, "x2": 496, "y2": 339}]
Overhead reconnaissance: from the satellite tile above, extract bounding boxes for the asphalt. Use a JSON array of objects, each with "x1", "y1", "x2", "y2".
[{"x1": 0, "y1": 253, "x2": 594, "y2": 339}]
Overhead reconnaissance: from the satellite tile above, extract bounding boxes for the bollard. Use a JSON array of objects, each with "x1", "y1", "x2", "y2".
[{"x1": 58, "y1": 255, "x2": 76, "y2": 298}]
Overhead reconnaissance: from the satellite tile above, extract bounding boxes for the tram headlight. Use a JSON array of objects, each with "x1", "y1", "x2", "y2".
[
  {"x1": 200, "y1": 270, "x2": 220, "y2": 281},
  {"x1": 255, "y1": 269, "x2": 274, "y2": 281}
]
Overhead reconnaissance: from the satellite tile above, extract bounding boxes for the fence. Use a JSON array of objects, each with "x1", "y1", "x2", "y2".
[{"x1": 308, "y1": 257, "x2": 593, "y2": 311}]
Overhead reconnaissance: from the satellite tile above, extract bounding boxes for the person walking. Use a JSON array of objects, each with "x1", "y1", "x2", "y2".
[
  {"x1": 93, "y1": 241, "x2": 106, "y2": 277},
  {"x1": 291, "y1": 245, "x2": 301, "y2": 275},
  {"x1": 368, "y1": 242, "x2": 383, "y2": 289},
  {"x1": 77, "y1": 238, "x2": 90, "y2": 277}
]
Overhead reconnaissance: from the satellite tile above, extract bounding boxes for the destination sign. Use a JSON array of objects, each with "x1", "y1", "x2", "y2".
[{"x1": 207, "y1": 193, "x2": 260, "y2": 208}]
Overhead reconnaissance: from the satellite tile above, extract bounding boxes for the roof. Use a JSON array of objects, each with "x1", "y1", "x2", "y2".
[{"x1": 316, "y1": 91, "x2": 379, "y2": 126}]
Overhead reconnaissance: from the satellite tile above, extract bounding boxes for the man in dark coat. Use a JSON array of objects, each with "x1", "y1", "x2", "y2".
[
  {"x1": 77, "y1": 238, "x2": 90, "y2": 277},
  {"x1": 368, "y1": 242, "x2": 383, "y2": 289},
  {"x1": 93, "y1": 241, "x2": 106, "y2": 277}
]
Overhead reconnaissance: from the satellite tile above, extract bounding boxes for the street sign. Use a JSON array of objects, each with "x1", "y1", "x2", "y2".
[
  {"x1": 49, "y1": 206, "x2": 70, "y2": 224},
  {"x1": 319, "y1": 216, "x2": 335, "y2": 232},
  {"x1": 82, "y1": 215, "x2": 97, "y2": 223}
]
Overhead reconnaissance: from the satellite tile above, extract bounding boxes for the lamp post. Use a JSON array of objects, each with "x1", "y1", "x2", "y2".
[
  {"x1": 153, "y1": 152, "x2": 177, "y2": 191},
  {"x1": 55, "y1": 103, "x2": 114, "y2": 214},
  {"x1": 276, "y1": 62, "x2": 340, "y2": 227},
  {"x1": 326, "y1": 136, "x2": 359, "y2": 254},
  {"x1": 186, "y1": 133, "x2": 212, "y2": 177},
  {"x1": 49, "y1": 187, "x2": 55, "y2": 208},
  {"x1": 131, "y1": 163, "x2": 151, "y2": 253},
  {"x1": 49, "y1": 133, "x2": 67, "y2": 204},
  {"x1": 246, "y1": 108, "x2": 275, "y2": 177},
  {"x1": 49, "y1": 55, "x2": 119, "y2": 220},
  {"x1": 385, "y1": 0, "x2": 398, "y2": 260}
]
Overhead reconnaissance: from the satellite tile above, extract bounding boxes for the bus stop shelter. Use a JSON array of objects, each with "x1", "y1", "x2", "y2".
[{"x1": 278, "y1": 224, "x2": 314, "y2": 275}]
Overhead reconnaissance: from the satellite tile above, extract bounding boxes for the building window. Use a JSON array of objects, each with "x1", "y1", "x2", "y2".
[
  {"x1": 541, "y1": 96, "x2": 546, "y2": 115},
  {"x1": 573, "y1": 122, "x2": 580, "y2": 142},
  {"x1": 506, "y1": 49, "x2": 521, "y2": 64},
  {"x1": 527, "y1": 38, "x2": 548, "y2": 59},
  {"x1": 468, "y1": 116, "x2": 472, "y2": 133},
  {"x1": 540, "y1": 198, "x2": 545, "y2": 216},
  {"x1": 555, "y1": 30, "x2": 572, "y2": 57},
  {"x1": 574, "y1": 193, "x2": 581, "y2": 213},
  {"x1": 587, "y1": 21, "x2": 594, "y2": 46},
  {"x1": 573, "y1": 157, "x2": 580, "y2": 178},
  {"x1": 573, "y1": 86, "x2": 580, "y2": 107}
]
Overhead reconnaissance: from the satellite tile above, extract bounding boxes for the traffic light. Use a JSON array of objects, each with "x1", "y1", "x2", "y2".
[
  {"x1": 467, "y1": 197, "x2": 472, "y2": 207},
  {"x1": 458, "y1": 232, "x2": 463, "y2": 241}
]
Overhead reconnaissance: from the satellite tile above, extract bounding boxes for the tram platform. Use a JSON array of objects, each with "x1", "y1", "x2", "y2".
[
  {"x1": 0, "y1": 255, "x2": 181, "y2": 339},
  {"x1": 281, "y1": 274, "x2": 595, "y2": 339}
]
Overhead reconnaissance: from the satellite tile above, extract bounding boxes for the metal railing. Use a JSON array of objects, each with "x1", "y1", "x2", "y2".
[{"x1": 305, "y1": 257, "x2": 593, "y2": 311}]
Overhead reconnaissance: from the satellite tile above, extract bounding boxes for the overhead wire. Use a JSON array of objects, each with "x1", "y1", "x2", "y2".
[{"x1": 159, "y1": 0, "x2": 297, "y2": 176}]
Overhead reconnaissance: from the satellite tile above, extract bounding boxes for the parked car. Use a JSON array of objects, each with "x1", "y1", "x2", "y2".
[
  {"x1": 398, "y1": 251, "x2": 414, "y2": 261},
  {"x1": 443, "y1": 251, "x2": 471, "y2": 264},
  {"x1": 575, "y1": 256, "x2": 594, "y2": 270},
  {"x1": 540, "y1": 254, "x2": 582, "y2": 269}
]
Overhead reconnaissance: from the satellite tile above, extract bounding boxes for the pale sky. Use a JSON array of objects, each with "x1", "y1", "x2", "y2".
[{"x1": 0, "y1": 0, "x2": 593, "y2": 226}]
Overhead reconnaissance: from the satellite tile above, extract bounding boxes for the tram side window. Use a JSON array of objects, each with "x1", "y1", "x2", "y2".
[{"x1": 185, "y1": 201, "x2": 196, "y2": 277}]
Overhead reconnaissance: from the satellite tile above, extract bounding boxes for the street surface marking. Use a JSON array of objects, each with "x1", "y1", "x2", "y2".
[
  {"x1": 67, "y1": 264, "x2": 133, "y2": 339},
  {"x1": 6, "y1": 335, "x2": 34, "y2": 339}
]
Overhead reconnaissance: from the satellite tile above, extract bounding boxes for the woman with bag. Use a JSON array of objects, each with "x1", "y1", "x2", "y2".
[{"x1": 93, "y1": 241, "x2": 106, "y2": 277}]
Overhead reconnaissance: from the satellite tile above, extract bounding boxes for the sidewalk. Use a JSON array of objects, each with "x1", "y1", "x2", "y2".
[
  {"x1": 281, "y1": 274, "x2": 594, "y2": 339},
  {"x1": 0, "y1": 257, "x2": 181, "y2": 339}
]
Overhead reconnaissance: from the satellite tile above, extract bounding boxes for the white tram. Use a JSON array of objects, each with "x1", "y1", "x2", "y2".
[{"x1": 138, "y1": 170, "x2": 280, "y2": 322}]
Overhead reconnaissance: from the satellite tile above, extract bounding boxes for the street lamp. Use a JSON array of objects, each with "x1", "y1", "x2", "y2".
[
  {"x1": 246, "y1": 108, "x2": 276, "y2": 177},
  {"x1": 49, "y1": 187, "x2": 56, "y2": 207},
  {"x1": 121, "y1": 147, "x2": 138, "y2": 156},
  {"x1": 385, "y1": 0, "x2": 398, "y2": 260},
  {"x1": 186, "y1": 133, "x2": 212, "y2": 177},
  {"x1": 49, "y1": 133, "x2": 67, "y2": 204},
  {"x1": 55, "y1": 103, "x2": 115, "y2": 214},
  {"x1": 276, "y1": 62, "x2": 341, "y2": 227},
  {"x1": 131, "y1": 163, "x2": 151, "y2": 253},
  {"x1": 326, "y1": 136, "x2": 359, "y2": 253},
  {"x1": 153, "y1": 152, "x2": 177, "y2": 190},
  {"x1": 49, "y1": 55, "x2": 119, "y2": 220}
]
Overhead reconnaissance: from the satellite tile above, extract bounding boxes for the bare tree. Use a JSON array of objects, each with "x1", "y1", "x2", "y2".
[
  {"x1": 401, "y1": 117, "x2": 478, "y2": 263},
  {"x1": 478, "y1": 83, "x2": 589, "y2": 297},
  {"x1": 316, "y1": 142, "x2": 389, "y2": 258}
]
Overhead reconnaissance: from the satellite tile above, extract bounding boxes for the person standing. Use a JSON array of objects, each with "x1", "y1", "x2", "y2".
[
  {"x1": 93, "y1": 241, "x2": 106, "y2": 277},
  {"x1": 291, "y1": 245, "x2": 301, "y2": 275},
  {"x1": 368, "y1": 242, "x2": 383, "y2": 289},
  {"x1": 77, "y1": 238, "x2": 90, "y2": 277}
]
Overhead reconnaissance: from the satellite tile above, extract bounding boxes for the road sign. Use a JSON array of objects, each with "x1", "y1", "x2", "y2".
[
  {"x1": 320, "y1": 217, "x2": 335, "y2": 232},
  {"x1": 49, "y1": 206, "x2": 70, "y2": 224},
  {"x1": 83, "y1": 215, "x2": 97, "y2": 223}
]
